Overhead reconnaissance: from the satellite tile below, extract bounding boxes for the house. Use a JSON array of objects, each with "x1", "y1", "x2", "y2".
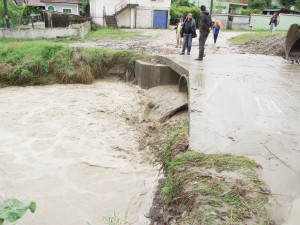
[
  {"x1": 41, "y1": 0, "x2": 81, "y2": 15},
  {"x1": 89, "y1": 0, "x2": 171, "y2": 28},
  {"x1": 193, "y1": 0, "x2": 248, "y2": 14}
]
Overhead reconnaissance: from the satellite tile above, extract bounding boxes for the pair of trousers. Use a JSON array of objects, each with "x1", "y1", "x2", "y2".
[
  {"x1": 214, "y1": 34, "x2": 218, "y2": 43},
  {"x1": 182, "y1": 34, "x2": 192, "y2": 53},
  {"x1": 199, "y1": 31, "x2": 209, "y2": 59},
  {"x1": 270, "y1": 23, "x2": 276, "y2": 33}
]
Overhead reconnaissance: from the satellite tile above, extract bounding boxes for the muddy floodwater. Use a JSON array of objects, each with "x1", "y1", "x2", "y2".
[{"x1": 0, "y1": 80, "x2": 186, "y2": 225}]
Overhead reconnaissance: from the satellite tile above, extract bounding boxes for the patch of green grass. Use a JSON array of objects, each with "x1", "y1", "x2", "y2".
[
  {"x1": 156, "y1": 123, "x2": 271, "y2": 224},
  {"x1": 85, "y1": 27, "x2": 148, "y2": 40},
  {"x1": 0, "y1": 39, "x2": 153, "y2": 87},
  {"x1": 229, "y1": 31, "x2": 287, "y2": 45}
]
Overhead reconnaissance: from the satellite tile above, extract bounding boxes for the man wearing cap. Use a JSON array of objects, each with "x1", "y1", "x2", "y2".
[
  {"x1": 195, "y1": 5, "x2": 212, "y2": 61},
  {"x1": 180, "y1": 13, "x2": 197, "y2": 55}
]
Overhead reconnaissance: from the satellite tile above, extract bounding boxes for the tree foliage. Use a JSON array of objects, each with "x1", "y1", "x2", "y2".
[
  {"x1": 170, "y1": 6, "x2": 200, "y2": 25},
  {"x1": 0, "y1": 0, "x2": 23, "y2": 22},
  {"x1": 281, "y1": 0, "x2": 296, "y2": 8},
  {"x1": 248, "y1": 0, "x2": 271, "y2": 9}
]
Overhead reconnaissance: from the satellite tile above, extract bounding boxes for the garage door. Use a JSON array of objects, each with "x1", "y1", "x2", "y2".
[{"x1": 153, "y1": 10, "x2": 167, "y2": 29}]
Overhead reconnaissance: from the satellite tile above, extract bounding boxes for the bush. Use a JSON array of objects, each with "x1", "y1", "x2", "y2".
[
  {"x1": 248, "y1": 0, "x2": 271, "y2": 9},
  {"x1": 241, "y1": 8, "x2": 262, "y2": 15},
  {"x1": 22, "y1": 5, "x2": 42, "y2": 16},
  {"x1": 170, "y1": 6, "x2": 200, "y2": 26}
]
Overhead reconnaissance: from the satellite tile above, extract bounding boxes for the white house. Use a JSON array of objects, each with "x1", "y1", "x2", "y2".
[
  {"x1": 41, "y1": 0, "x2": 80, "y2": 15},
  {"x1": 90, "y1": 0, "x2": 171, "y2": 28}
]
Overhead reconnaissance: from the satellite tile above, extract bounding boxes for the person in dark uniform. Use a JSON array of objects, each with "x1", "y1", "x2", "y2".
[
  {"x1": 180, "y1": 13, "x2": 197, "y2": 55},
  {"x1": 195, "y1": 5, "x2": 212, "y2": 61}
]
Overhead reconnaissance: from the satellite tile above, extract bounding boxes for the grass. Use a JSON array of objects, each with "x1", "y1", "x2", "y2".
[
  {"x1": 229, "y1": 30, "x2": 287, "y2": 45},
  {"x1": 85, "y1": 27, "x2": 149, "y2": 40},
  {"x1": 154, "y1": 123, "x2": 272, "y2": 225},
  {"x1": 0, "y1": 39, "x2": 152, "y2": 87}
]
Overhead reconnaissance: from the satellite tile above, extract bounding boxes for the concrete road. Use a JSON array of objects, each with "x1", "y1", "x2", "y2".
[{"x1": 169, "y1": 52, "x2": 300, "y2": 224}]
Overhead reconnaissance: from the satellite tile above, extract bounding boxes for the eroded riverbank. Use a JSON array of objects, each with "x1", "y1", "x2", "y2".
[{"x1": 0, "y1": 80, "x2": 187, "y2": 225}]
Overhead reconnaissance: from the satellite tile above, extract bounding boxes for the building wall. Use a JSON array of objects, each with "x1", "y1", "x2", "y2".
[
  {"x1": 90, "y1": 0, "x2": 171, "y2": 27},
  {"x1": 136, "y1": 6, "x2": 170, "y2": 28},
  {"x1": 116, "y1": 8, "x2": 132, "y2": 27},
  {"x1": 45, "y1": 3, "x2": 79, "y2": 15},
  {"x1": 251, "y1": 14, "x2": 300, "y2": 30}
]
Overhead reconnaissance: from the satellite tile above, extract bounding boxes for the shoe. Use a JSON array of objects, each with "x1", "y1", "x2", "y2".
[
  {"x1": 195, "y1": 57, "x2": 203, "y2": 61},
  {"x1": 180, "y1": 52, "x2": 185, "y2": 55},
  {"x1": 187, "y1": 52, "x2": 190, "y2": 55}
]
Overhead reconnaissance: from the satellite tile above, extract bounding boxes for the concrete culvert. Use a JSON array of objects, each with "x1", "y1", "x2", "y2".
[{"x1": 178, "y1": 75, "x2": 188, "y2": 94}]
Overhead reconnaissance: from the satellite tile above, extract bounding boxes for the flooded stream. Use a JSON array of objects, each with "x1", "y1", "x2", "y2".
[{"x1": 0, "y1": 80, "x2": 187, "y2": 225}]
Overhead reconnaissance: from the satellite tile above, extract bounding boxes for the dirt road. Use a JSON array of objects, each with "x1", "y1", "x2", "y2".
[{"x1": 71, "y1": 29, "x2": 241, "y2": 55}]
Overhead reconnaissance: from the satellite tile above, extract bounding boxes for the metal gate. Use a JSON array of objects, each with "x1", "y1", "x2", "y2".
[{"x1": 153, "y1": 10, "x2": 167, "y2": 29}]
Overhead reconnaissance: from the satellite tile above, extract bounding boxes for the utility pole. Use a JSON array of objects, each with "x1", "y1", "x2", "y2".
[
  {"x1": 3, "y1": 0, "x2": 10, "y2": 28},
  {"x1": 210, "y1": 0, "x2": 213, "y2": 16}
]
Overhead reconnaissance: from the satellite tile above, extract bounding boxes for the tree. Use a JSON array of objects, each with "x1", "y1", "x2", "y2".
[
  {"x1": 281, "y1": 0, "x2": 296, "y2": 8},
  {"x1": 0, "y1": 0, "x2": 23, "y2": 22},
  {"x1": 295, "y1": 0, "x2": 300, "y2": 9},
  {"x1": 248, "y1": 0, "x2": 271, "y2": 9}
]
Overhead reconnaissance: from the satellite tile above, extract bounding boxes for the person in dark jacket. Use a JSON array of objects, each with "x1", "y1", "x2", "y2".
[
  {"x1": 195, "y1": 5, "x2": 212, "y2": 61},
  {"x1": 180, "y1": 13, "x2": 197, "y2": 55},
  {"x1": 269, "y1": 13, "x2": 278, "y2": 34}
]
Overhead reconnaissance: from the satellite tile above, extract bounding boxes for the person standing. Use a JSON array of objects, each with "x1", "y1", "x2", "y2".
[
  {"x1": 174, "y1": 17, "x2": 184, "y2": 48},
  {"x1": 180, "y1": 13, "x2": 197, "y2": 55},
  {"x1": 269, "y1": 13, "x2": 278, "y2": 35},
  {"x1": 213, "y1": 19, "x2": 222, "y2": 44},
  {"x1": 195, "y1": 5, "x2": 212, "y2": 61}
]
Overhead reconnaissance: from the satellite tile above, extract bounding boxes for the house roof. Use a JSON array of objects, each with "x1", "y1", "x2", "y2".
[
  {"x1": 14, "y1": 0, "x2": 25, "y2": 6},
  {"x1": 40, "y1": 0, "x2": 80, "y2": 4},
  {"x1": 263, "y1": 8, "x2": 300, "y2": 14},
  {"x1": 27, "y1": 0, "x2": 46, "y2": 6}
]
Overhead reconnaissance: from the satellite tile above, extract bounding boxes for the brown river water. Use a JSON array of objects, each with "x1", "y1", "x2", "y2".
[{"x1": 0, "y1": 80, "x2": 188, "y2": 225}]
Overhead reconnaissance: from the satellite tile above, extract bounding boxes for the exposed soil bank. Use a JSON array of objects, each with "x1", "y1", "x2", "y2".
[
  {"x1": 239, "y1": 35, "x2": 285, "y2": 57},
  {"x1": 0, "y1": 80, "x2": 188, "y2": 225}
]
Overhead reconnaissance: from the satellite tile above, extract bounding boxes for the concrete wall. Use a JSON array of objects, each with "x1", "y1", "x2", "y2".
[
  {"x1": 212, "y1": 14, "x2": 250, "y2": 30},
  {"x1": 0, "y1": 21, "x2": 91, "y2": 39},
  {"x1": 251, "y1": 14, "x2": 300, "y2": 30},
  {"x1": 45, "y1": 3, "x2": 80, "y2": 15},
  {"x1": 231, "y1": 15, "x2": 250, "y2": 30},
  {"x1": 135, "y1": 60, "x2": 180, "y2": 89}
]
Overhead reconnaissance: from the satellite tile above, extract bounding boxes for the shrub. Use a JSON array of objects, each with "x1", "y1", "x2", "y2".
[
  {"x1": 241, "y1": 8, "x2": 262, "y2": 15},
  {"x1": 170, "y1": 6, "x2": 200, "y2": 26}
]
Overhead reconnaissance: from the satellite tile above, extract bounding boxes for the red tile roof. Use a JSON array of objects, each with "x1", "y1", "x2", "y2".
[
  {"x1": 41, "y1": 0, "x2": 80, "y2": 4},
  {"x1": 28, "y1": 0, "x2": 45, "y2": 6}
]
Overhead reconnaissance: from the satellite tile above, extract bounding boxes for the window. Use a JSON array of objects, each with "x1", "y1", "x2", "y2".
[
  {"x1": 63, "y1": 9, "x2": 72, "y2": 14},
  {"x1": 48, "y1": 6, "x2": 54, "y2": 11}
]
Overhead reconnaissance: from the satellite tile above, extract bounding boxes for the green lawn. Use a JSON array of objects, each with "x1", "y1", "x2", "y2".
[
  {"x1": 85, "y1": 27, "x2": 149, "y2": 40},
  {"x1": 229, "y1": 31, "x2": 287, "y2": 45}
]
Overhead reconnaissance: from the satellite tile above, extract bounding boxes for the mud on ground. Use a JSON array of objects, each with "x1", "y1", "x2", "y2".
[{"x1": 239, "y1": 35, "x2": 285, "y2": 57}]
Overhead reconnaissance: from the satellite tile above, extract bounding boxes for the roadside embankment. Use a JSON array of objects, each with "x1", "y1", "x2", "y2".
[
  {"x1": 0, "y1": 39, "x2": 152, "y2": 87},
  {"x1": 149, "y1": 122, "x2": 273, "y2": 225}
]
